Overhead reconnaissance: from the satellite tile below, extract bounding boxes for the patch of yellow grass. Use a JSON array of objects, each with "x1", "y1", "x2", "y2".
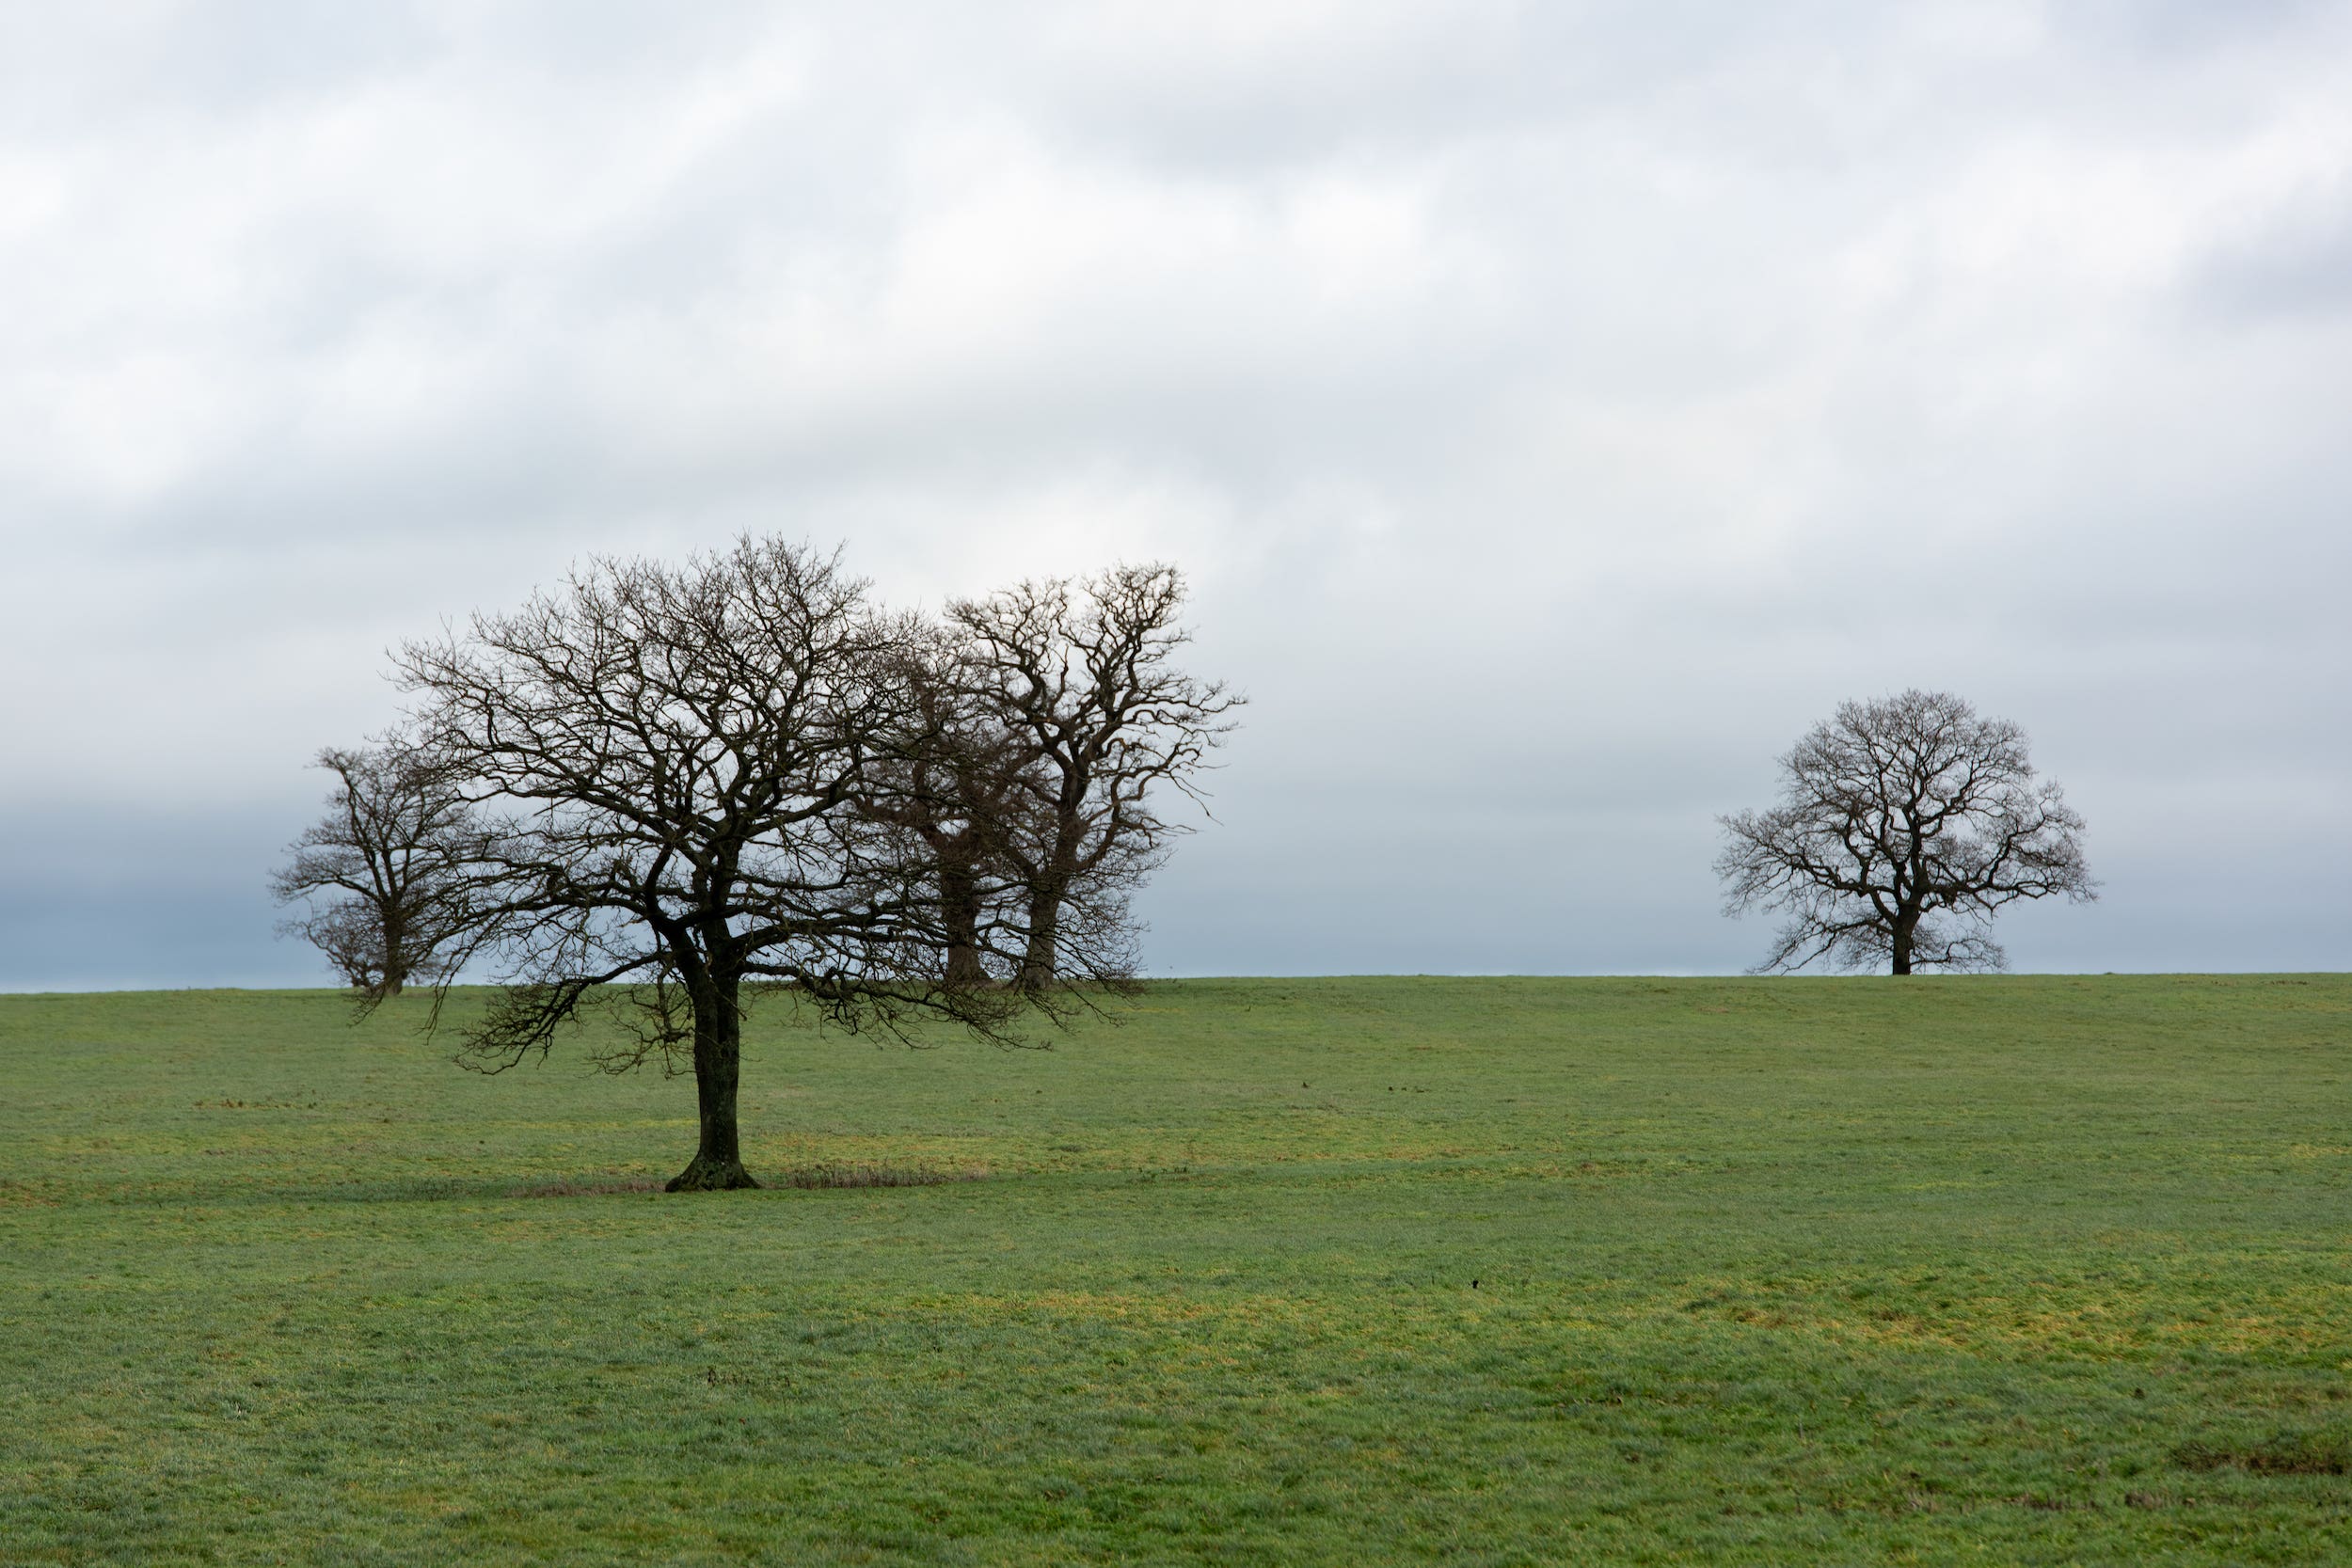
[{"x1": 1695, "y1": 1292, "x2": 2348, "y2": 1359}]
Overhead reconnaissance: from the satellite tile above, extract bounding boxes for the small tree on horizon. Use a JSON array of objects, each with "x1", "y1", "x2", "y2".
[
  {"x1": 1715, "y1": 689, "x2": 2096, "y2": 975},
  {"x1": 270, "y1": 739, "x2": 489, "y2": 1000}
]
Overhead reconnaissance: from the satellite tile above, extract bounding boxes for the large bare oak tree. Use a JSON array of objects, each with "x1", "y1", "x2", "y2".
[
  {"x1": 270, "y1": 739, "x2": 490, "y2": 1000},
  {"x1": 394, "y1": 538, "x2": 1023, "y2": 1191},
  {"x1": 1716, "y1": 689, "x2": 2095, "y2": 974}
]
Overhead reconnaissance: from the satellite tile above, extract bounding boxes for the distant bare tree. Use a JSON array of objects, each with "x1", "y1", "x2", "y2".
[
  {"x1": 947, "y1": 563, "x2": 1244, "y2": 995},
  {"x1": 1716, "y1": 689, "x2": 2096, "y2": 974},
  {"x1": 393, "y1": 538, "x2": 1024, "y2": 1192},
  {"x1": 856, "y1": 631, "x2": 1033, "y2": 990},
  {"x1": 270, "y1": 739, "x2": 487, "y2": 1000}
]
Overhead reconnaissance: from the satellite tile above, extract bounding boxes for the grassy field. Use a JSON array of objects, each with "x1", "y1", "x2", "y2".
[{"x1": 1, "y1": 975, "x2": 2347, "y2": 1565}]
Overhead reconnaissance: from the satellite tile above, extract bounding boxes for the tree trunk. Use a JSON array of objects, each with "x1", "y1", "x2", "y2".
[
  {"x1": 1016, "y1": 880, "x2": 1063, "y2": 995},
  {"x1": 941, "y1": 864, "x2": 988, "y2": 989},
  {"x1": 668, "y1": 974, "x2": 760, "y2": 1191},
  {"x1": 380, "y1": 911, "x2": 407, "y2": 997},
  {"x1": 1890, "y1": 914, "x2": 1915, "y2": 976}
]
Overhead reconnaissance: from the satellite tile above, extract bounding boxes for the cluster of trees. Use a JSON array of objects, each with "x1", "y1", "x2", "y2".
[
  {"x1": 274, "y1": 538, "x2": 1238, "y2": 1190},
  {"x1": 278, "y1": 534, "x2": 2098, "y2": 1188}
]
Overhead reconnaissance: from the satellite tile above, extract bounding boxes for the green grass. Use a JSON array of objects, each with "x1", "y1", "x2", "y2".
[{"x1": 2, "y1": 975, "x2": 2347, "y2": 1565}]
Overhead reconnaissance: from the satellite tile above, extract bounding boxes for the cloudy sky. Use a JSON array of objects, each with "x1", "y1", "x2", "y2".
[{"x1": 3, "y1": 1, "x2": 2347, "y2": 989}]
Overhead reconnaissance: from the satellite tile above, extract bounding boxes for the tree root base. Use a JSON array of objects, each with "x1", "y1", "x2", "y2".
[{"x1": 665, "y1": 1158, "x2": 762, "y2": 1193}]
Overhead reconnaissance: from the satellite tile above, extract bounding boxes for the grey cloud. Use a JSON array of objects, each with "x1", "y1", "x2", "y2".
[
  {"x1": 2194, "y1": 191, "x2": 2352, "y2": 320},
  {"x1": 3, "y1": 1, "x2": 2347, "y2": 988}
]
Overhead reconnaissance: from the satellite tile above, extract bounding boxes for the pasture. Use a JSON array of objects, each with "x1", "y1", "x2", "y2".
[{"x1": 2, "y1": 976, "x2": 2347, "y2": 1564}]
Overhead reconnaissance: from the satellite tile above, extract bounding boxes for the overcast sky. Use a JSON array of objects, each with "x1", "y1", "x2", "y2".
[{"x1": 3, "y1": 1, "x2": 2347, "y2": 989}]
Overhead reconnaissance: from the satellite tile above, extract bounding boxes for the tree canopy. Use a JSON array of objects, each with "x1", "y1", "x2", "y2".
[{"x1": 1716, "y1": 689, "x2": 2095, "y2": 975}]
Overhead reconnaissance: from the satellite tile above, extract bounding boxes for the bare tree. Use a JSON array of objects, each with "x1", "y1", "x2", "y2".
[
  {"x1": 392, "y1": 537, "x2": 1022, "y2": 1192},
  {"x1": 1716, "y1": 689, "x2": 2096, "y2": 974},
  {"x1": 946, "y1": 563, "x2": 1243, "y2": 995},
  {"x1": 270, "y1": 739, "x2": 487, "y2": 1000},
  {"x1": 855, "y1": 631, "x2": 1037, "y2": 990}
]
